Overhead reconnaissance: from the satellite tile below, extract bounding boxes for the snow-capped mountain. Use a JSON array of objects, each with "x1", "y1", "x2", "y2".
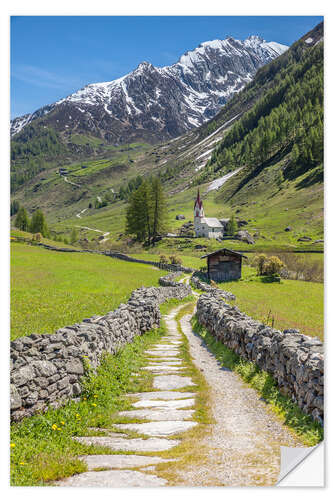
[{"x1": 11, "y1": 35, "x2": 288, "y2": 142}]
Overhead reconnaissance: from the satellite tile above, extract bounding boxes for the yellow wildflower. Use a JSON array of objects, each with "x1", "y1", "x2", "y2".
[
  {"x1": 93, "y1": 395, "x2": 98, "y2": 398},
  {"x1": 92, "y1": 403, "x2": 97, "y2": 407},
  {"x1": 10, "y1": 443, "x2": 15, "y2": 448},
  {"x1": 19, "y1": 462, "x2": 25, "y2": 465},
  {"x1": 52, "y1": 424, "x2": 58, "y2": 430},
  {"x1": 61, "y1": 421, "x2": 65, "y2": 425}
]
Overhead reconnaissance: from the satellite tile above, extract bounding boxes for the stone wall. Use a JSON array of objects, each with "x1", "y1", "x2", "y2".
[
  {"x1": 196, "y1": 293, "x2": 324, "y2": 424},
  {"x1": 10, "y1": 276, "x2": 192, "y2": 422},
  {"x1": 105, "y1": 251, "x2": 194, "y2": 274},
  {"x1": 191, "y1": 275, "x2": 236, "y2": 301}
]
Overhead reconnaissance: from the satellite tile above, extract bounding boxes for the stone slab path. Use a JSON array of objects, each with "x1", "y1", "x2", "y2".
[
  {"x1": 56, "y1": 304, "x2": 197, "y2": 487},
  {"x1": 55, "y1": 292, "x2": 304, "y2": 487}
]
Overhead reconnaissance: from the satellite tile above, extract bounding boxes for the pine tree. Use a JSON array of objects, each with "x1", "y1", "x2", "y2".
[
  {"x1": 70, "y1": 227, "x2": 78, "y2": 245},
  {"x1": 10, "y1": 200, "x2": 20, "y2": 216},
  {"x1": 15, "y1": 207, "x2": 29, "y2": 231},
  {"x1": 30, "y1": 209, "x2": 48, "y2": 237},
  {"x1": 226, "y1": 215, "x2": 237, "y2": 236},
  {"x1": 125, "y1": 181, "x2": 152, "y2": 242},
  {"x1": 150, "y1": 177, "x2": 167, "y2": 241}
]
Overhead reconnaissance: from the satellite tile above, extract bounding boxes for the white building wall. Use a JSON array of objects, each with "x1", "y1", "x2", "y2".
[{"x1": 194, "y1": 218, "x2": 223, "y2": 239}]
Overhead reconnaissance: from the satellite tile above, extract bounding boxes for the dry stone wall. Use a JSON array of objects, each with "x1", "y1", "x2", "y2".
[
  {"x1": 196, "y1": 293, "x2": 324, "y2": 424},
  {"x1": 191, "y1": 275, "x2": 236, "y2": 301},
  {"x1": 10, "y1": 276, "x2": 192, "y2": 422}
]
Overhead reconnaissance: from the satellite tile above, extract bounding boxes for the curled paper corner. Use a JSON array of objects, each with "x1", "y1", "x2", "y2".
[{"x1": 276, "y1": 442, "x2": 324, "y2": 486}]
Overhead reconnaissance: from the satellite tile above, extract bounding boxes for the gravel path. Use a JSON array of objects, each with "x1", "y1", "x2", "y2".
[
  {"x1": 55, "y1": 294, "x2": 304, "y2": 487},
  {"x1": 178, "y1": 311, "x2": 304, "y2": 486}
]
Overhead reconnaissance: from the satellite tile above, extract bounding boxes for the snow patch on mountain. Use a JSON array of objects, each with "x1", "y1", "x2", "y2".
[{"x1": 11, "y1": 34, "x2": 288, "y2": 139}]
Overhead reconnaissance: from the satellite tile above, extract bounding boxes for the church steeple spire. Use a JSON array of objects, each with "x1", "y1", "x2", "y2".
[{"x1": 194, "y1": 188, "x2": 204, "y2": 218}]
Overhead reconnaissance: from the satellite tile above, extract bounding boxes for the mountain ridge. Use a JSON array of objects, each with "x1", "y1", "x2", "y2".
[{"x1": 11, "y1": 34, "x2": 287, "y2": 142}]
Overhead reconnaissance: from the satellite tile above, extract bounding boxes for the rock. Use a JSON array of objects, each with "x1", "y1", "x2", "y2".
[
  {"x1": 12, "y1": 366, "x2": 35, "y2": 387},
  {"x1": 284, "y1": 226, "x2": 292, "y2": 232},
  {"x1": 175, "y1": 214, "x2": 185, "y2": 220},
  {"x1": 56, "y1": 470, "x2": 167, "y2": 487},
  {"x1": 117, "y1": 409, "x2": 195, "y2": 421},
  {"x1": 79, "y1": 454, "x2": 175, "y2": 470},
  {"x1": 128, "y1": 391, "x2": 196, "y2": 400},
  {"x1": 297, "y1": 236, "x2": 312, "y2": 242},
  {"x1": 237, "y1": 219, "x2": 248, "y2": 227},
  {"x1": 194, "y1": 244, "x2": 207, "y2": 249},
  {"x1": 10, "y1": 384, "x2": 22, "y2": 410},
  {"x1": 66, "y1": 360, "x2": 84, "y2": 375},
  {"x1": 114, "y1": 420, "x2": 198, "y2": 437},
  {"x1": 313, "y1": 239, "x2": 324, "y2": 244},
  {"x1": 234, "y1": 230, "x2": 255, "y2": 244},
  {"x1": 133, "y1": 398, "x2": 195, "y2": 410},
  {"x1": 73, "y1": 436, "x2": 180, "y2": 452},
  {"x1": 153, "y1": 375, "x2": 195, "y2": 390}
]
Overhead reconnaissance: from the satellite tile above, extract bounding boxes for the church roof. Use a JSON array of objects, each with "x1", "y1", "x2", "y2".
[
  {"x1": 194, "y1": 188, "x2": 203, "y2": 210},
  {"x1": 202, "y1": 217, "x2": 223, "y2": 228}
]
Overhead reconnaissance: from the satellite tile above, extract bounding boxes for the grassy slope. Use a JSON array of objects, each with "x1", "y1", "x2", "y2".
[
  {"x1": 10, "y1": 242, "x2": 164, "y2": 340},
  {"x1": 11, "y1": 229, "x2": 77, "y2": 249},
  {"x1": 217, "y1": 266, "x2": 323, "y2": 340}
]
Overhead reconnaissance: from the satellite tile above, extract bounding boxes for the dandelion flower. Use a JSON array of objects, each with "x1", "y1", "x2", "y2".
[
  {"x1": 93, "y1": 395, "x2": 98, "y2": 398},
  {"x1": 10, "y1": 443, "x2": 15, "y2": 448},
  {"x1": 61, "y1": 421, "x2": 65, "y2": 425},
  {"x1": 19, "y1": 462, "x2": 25, "y2": 465},
  {"x1": 92, "y1": 403, "x2": 97, "y2": 407},
  {"x1": 52, "y1": 424, "x2": 58, "y2": 430}
]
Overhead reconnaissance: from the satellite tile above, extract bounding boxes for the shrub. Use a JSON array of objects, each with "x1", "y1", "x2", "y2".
[
  {"x1": 263, "y1": 256, "x2": 284, "y2": 276},
  {"x1": 159, "y1": 254, "x2": 168, "y2": 265},
  {"x1": 169, "y1": 255, "x2": 182, "y2": 265},
  {"x1": 254, "y1": 253, "x2": 267, "y2": 275},
  {"x1": 32, "y1": 233, "x2": 42, "y2": 242}
]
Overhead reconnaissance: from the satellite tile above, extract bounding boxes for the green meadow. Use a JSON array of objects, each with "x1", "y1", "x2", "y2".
[
  {"x1": 219, "y1": 266, "x2": 324, "y2": 341},
  {"x1": 10, "y1": 242, "x2": 164, "y2": 340}
]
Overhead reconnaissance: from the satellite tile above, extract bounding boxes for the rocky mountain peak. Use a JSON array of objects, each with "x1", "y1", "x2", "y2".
[{"x1": 11, "y1": 34, "x2": 288, "y2": 142}]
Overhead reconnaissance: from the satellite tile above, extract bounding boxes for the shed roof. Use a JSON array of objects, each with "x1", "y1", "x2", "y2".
[{"x1": 200, "y1": 248, "x2": 248, "y2": 259}]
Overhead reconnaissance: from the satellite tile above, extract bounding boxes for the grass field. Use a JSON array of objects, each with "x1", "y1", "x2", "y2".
[
  {"x1": 10, "y1": 242, "x2": 165, "y2": 340},
  {"x1": 218, "y1": 266, "x2": 324, "y2": 341},
  {"x1": 10, "y1": 229, "x2": 77, "y2": 249}
]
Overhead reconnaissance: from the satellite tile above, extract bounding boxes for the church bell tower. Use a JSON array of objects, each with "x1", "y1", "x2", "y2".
[{"x1": 194, "y1": 188, "x2": 204, "y2": 219}]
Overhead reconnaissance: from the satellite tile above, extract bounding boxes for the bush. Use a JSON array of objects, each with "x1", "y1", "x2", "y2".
[
  {"x1": 254, "y1": 253, "x2": 267, "y2": 275},
  {"x1": 32, "y1": 233, "x2": 42, "y2": 242},
  {"x1": 169, "y1": 255, "x2": 182, "y2": 265},
  {"x1": 263, "y1": 256, "x2": 284, "y2": 276},
  {"x1": 159, "y1": 254, "x2": 168, "y2": 265}
]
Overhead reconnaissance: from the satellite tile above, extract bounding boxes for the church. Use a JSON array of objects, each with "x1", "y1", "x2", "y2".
[{"x1": 193, "y1": 189, "x2": 223, "y2": 239}]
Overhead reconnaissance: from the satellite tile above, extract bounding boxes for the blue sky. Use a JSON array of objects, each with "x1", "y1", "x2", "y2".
[{"x1": 11, "y1": 15, "x2": 323, "y2": 118}]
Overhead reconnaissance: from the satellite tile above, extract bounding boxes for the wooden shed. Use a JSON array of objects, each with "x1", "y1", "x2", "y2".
[{"x1": 201, "y1": 248, "x2": 247, "y2": 282}]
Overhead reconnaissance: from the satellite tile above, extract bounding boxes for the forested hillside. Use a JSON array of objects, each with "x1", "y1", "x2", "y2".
[{"x1": 196, "y1": 35, "x2": 323, "y2": 188}]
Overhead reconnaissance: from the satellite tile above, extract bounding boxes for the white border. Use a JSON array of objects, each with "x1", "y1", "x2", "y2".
[{"x1": 1, "y1": 2, "x2": 331, "y2": 499}]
